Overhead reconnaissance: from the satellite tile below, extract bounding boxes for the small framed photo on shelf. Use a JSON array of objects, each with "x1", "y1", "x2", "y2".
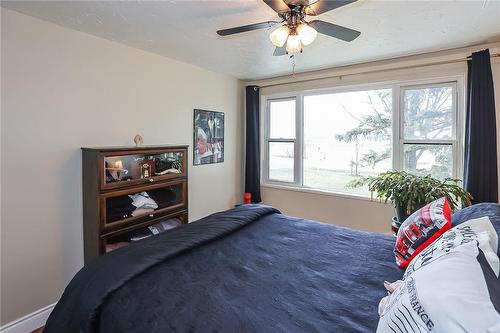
[
  {"x1": 139, "y1": 160, "x2": 155, "y2": 179},
  {"x1": 193, "y1": 109, "x2": 224, "y2": 165}
]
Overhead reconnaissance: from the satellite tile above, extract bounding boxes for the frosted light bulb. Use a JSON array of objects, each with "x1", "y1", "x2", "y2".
[
  {"x1": 286, "y1": 33, "x2": 302, "y2": 53},
  {"x1": 297, "y1": 23, "x2": 317, "y2": 46},
  {"x1": 269, "y1": 25, "x2": 290, "y2": 47}
]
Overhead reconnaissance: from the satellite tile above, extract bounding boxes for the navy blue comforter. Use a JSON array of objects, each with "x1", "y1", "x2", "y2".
[
  {"x1": 452, "y1": 202, "x2": 500, "y2": 253},
  {"x1": 46, "y1": 203, "x2": 498, "y2": 333}
]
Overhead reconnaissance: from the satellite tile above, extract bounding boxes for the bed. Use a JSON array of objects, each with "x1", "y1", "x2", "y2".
[{"x1": 44, "y1": 203, "x2": 500, "y2": 333}]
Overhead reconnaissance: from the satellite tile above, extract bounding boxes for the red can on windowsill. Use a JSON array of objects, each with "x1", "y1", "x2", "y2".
[{"x1": 244, "y1": 193, "x2": 252, "y2": 204}]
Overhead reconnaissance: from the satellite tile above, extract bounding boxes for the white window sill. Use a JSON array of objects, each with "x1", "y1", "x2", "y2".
[{"x1": 261, "y1": 182, "x2": 389, "y2": 204}]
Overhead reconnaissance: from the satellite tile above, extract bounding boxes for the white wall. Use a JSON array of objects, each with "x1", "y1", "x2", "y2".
[
  {"x1": 262, "y1": 187, "x2": 394, "y2": 233},
  {"x1": 253, "y1": 46, "x2": 500, "y2": 234},
  {"x1": 0, "y1": 8, "x2": 243, "y2": 325}
]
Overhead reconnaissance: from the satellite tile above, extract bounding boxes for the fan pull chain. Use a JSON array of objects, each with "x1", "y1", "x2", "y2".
[{"x1": 290, "y1": 55, "x2": 296, "y2": 76}]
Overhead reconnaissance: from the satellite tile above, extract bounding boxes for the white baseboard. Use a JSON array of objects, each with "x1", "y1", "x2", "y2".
[{"x1": 0, "y1": 303, "x2": 55, "y2": 333}]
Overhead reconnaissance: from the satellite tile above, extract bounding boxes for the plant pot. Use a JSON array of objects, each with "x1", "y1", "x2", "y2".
[
  {"x1": 394, "y1": 202, "x2": 426, "y2": 223},
  {"x1": 395, "y1": 205, "x2": 410, "y2": 223}
]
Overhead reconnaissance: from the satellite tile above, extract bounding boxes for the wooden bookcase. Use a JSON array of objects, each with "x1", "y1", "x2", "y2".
[{"x1": 82, "y1": 145, "x2": 189, "y2": 263}]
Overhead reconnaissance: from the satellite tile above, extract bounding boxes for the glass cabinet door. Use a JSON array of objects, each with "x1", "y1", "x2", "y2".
[
  {"x1": 102, "y1": 149, "x2": 186, "y2": 189},
  {"x1": 101, "y1": 181, "x2": 186, "y2": 230}
]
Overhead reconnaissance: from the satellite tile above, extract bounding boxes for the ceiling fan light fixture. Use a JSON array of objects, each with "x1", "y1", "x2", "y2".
[
  {"x1": 296, "y1": 23, "x2": 317, "y2": 46},
  {"x1": 286, "y1": 33, "x2": 302, "y2": 53},
  {"x1": 269, "y1": 25, "x2": 290, "y2": 47}
]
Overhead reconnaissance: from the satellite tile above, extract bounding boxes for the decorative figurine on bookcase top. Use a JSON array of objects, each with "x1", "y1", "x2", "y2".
[{"x1": 134, "y1": 134, "x2": 144, "y2": 147}]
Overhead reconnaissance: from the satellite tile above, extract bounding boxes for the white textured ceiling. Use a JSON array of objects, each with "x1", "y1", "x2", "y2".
[{"x1": 2, "y1": 0, "x2": 500, "y2": 80}]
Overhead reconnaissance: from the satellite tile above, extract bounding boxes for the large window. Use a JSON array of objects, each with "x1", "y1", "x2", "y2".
[{"x1": 263, "y1": 80, "x2": 461, "y2": 197}]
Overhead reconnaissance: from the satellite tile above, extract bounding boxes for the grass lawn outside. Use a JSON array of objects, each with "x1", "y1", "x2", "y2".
[{"x1": 268, "y1": 168, "x2": 380, "y2": 197}]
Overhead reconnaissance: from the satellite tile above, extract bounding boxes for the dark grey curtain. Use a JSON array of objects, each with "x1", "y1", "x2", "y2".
[
  {"x1": 245, "y1": 85, "x2": 262, "y2": 203},
  {"x1": 464, "y1": 49, "x2": 498, "y2": 203}
]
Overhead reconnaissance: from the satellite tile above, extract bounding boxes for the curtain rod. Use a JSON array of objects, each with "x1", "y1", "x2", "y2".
[
  {"x1": 258, "y1": 53, "x2": 500, "y2": 89},
  {"x1": 467, "y1": 53, "x2": 500, "y2": 59}
]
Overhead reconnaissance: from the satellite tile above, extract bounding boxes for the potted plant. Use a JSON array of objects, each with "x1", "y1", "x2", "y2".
[{"x1": 348, "y1": 170, "x2": 473, "y2": 230}]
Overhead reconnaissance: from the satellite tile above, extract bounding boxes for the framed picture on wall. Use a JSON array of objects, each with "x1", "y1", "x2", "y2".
[{"x1": 193, "y1": 109, "x2": 224, "y2": 165}]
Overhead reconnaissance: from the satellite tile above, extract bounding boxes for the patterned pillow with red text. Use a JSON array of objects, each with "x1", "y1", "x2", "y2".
[{"x1": 394, "y1": 197, "x2": 451, "y2": 268}]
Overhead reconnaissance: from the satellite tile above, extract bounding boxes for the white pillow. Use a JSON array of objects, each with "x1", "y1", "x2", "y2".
[
  {"x1": 404, "y1": 216, "x2": 499, "y2": 279},
  {"x1": 377, "y1": 217, "x2": 500, "y2": 333}
]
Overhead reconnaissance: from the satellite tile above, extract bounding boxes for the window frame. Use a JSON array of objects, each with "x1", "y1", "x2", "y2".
[
  {"x1": 262, "y1": 76, "x2": 465, "y2": 199},
  {"x1": 398, "y1": 81, "x2": 459, "y2": 177},
  {"x1": 264, "y1": 96, "x2": 300, "y2": 185}
]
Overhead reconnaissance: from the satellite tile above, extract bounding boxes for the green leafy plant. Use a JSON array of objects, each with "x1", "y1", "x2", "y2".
[
  {"x1": 155, "y1": 154, "x2": 183, "y2": 173},
  {"x1": 348, "y1": 170, "x2": 472, "y2": 221}
]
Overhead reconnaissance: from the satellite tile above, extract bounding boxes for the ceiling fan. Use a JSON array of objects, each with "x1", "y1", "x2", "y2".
[{"x1": 216, "y1": 0, "x2": 360, "y2": 56}]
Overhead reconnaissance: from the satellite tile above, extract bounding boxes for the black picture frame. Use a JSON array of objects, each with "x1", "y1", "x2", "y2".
[{"x1": 193, "y1": 109, "x2": 225, "y2": 165}]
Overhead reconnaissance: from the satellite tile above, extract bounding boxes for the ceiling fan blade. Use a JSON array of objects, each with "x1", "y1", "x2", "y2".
[
  {"x1": 263, "y1": 0, "x2": 289, "y2": 13},
  {"x1": 273, "y1": 46, "x2": 287, "y2": 56},
  {"x1": 305, "y1": 0, "x2": 357, "y2": 16},
  {"x1": 308, "y1": 20, "x2": 360, "y2": 42},
  {"x1": 217, "y1": 21, "x2": 280, "y2": 36}
]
